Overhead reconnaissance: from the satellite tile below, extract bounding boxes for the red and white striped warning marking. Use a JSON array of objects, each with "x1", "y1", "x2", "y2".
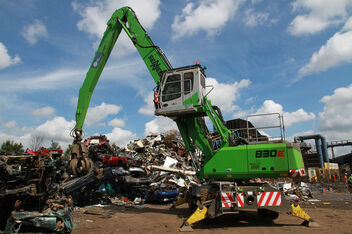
[
  {"x1": 221, "y1": 192, "x2": 244, "y2": 208},
  {"x1": 290, "y1": 168, "x2": 306, "y2": 177},
  {"x1": 237, "y1": 193, "x2": 244, "y2": 207},
  {"x1": 257, "y1": 192, "x2": 281, "y2": 207}
]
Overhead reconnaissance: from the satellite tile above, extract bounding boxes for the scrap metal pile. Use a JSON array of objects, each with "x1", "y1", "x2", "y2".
[
  {"x1": 276, "y1": 182, "x2": 313, "y2": 202},
  {"x1": 0, "y1": 151, "x2": 73, "y2": 233},
  {"x1": 0, "y1": 131, "x2": 197, "y2": 233},
  {"x1": 125, "y1": 131, "x2": 192, "y2": 168},
  {"x1": 79, "y1": 131, "x2": 198, "y2": 205}
]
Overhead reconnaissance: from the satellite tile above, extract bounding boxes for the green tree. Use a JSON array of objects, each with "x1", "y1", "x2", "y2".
[
  {"x1": 64, "y1": 144, "x2": 72, "y2": 157},
  {"x1": 1, "y1": 140, "x2": 24, "y2": 154}
]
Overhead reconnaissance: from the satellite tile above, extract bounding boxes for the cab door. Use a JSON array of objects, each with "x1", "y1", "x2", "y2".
[
  {"x1": 182, "y1": 69, "x2": 204, "y2": 107},
  {"x1": 182, "y1": 71, "x2": 194, "y2": 105},
  {"x1": 161, "y1": 73, "x2": 182, "y2": 107}
]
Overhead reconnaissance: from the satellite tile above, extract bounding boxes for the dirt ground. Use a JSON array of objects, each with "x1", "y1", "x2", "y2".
[{"x1": 72, "y1": 192, "x2": 352, "y2": 234}]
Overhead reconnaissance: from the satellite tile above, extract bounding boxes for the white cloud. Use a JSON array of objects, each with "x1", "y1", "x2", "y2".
[
  {"x1": 0, "y1": 68, "x2": 85, "y2": 91},
  {"x1": 144, "y1": 116, "x2": 177, "y2": 135},
  {"x1": 0, "y1": 116, "x2": 75, "y2": 150},
  {"x1": 73, "y1": 0, "x2": 161, "y2": 55},
  {"x1": 0, "y1": 115, "x2": 34, "y2": 137},
  {"x1": 244, "y1": 8, "x2": 271, "y2": 27},
  {"x1": 232, "y1": 105, "x2": 256, "y2": 119},
  {"x1": 284, "y1": 109, "x2": 316, "y2": 127},
  {"x1": 71, "y1": 97, "x2": 78, "y2": 106},
  {"x1": 298, "y1": 17, "x2": 352, "y2": 77},
  {"x1": 172, "y1": 0, "x2": 243, "y2": 40},
  {"x1": 0, "y1": 42, "x2": 21, "y2": 69},
  {"x1": 22, "y1": 20, "x2": 48, "y2": 44},
  {"x1": 318, "y1": 84, "x2": 352, "y2": 136},
  {"x1": 108, "y1": 118, "x2": 126, "y2": 128},
  {"x1": 287, "y1": 57, "x2": 296, "y2": 64},
  {"x1": 288, "y1": 0, "x2": 352, "y2": 35},
  {"x1": 4, "y1": 120, "x2": 17, "y2": 129},
  {"x1": 207, "y1": 78, "x2": 250, "y2": 112},
  {"x1": 31, "y1": 106, "x2": 55, "y2": 117},
  {"x1": 342, "y1": 16, "x2": 352, "y2": 31},
  {"x1": 138, "y1": 91, "x2": 154, "y2": 116},
  {"x1": 289, "y1": 130, "x2": 316, "y2": 142},
  {"x1": 0, "y1": 58, "x2": 145, "y2": 91},
  {"x1": 245, "y1": 97, "x2": 254, "y2": 104},
  {"x1": 105, "y1": 127, "x2": 136, "y2": 146},
  {"x1": 245, "y1": 100, "x2": 315, "y2": 128},
  {"x1": 97, "y1": 122, "x2": 106, "y2": 127},
  {"x1": 251, "y1": 0, "x2": 262, "y2": 4},
  {"x1": 31, "y1": 117, "x2": 75, "y2": 143},
  {"x1": 290, "y1": 131, "x2": 351, "y2": 159},
  {"x1": 86, "y1": 102, "x2": 121, "y2": 127},
  {"x1": 288, "y1": 84, "x2": 352, "y2": 158}
]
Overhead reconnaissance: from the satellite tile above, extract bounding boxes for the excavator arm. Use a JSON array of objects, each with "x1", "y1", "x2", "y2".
[
  {"x1": 69, "y1": 7, "x2": 173, "y2": 174},
  {"x1": 74, "y1": 6, "x2": 171, "y2": 138}
]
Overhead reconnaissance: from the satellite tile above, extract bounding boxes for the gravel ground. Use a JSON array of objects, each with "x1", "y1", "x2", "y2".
[{"x1": 72, "y1": 191, "x2": 352, "y2": 234}]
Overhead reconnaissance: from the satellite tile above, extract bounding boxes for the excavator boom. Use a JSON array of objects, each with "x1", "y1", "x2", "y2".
[{"x1": 74, "y1": 6, "x2": 171, "y2": 134}]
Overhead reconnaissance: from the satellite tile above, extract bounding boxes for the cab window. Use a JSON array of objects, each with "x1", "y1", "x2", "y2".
[
  {"x1": 184, "y1": 72, "x2": 194, "y2": 95},
  {"x1": 162, "y1": 74, "x2": 181, "y2": 102},
  {"x1": 200, "y1": 73, "x2": 205, "y2": 88}
]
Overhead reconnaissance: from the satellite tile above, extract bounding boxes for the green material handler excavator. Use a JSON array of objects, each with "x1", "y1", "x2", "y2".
[{"x1": 70, "y1": 7, "x2": 318, "y2": 230}]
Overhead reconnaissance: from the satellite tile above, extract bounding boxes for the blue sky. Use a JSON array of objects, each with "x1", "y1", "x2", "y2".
[{"x1": 0, "y1": 0, "x2": 352, "y2": 157}]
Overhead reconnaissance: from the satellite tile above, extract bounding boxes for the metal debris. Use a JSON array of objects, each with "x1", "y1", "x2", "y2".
[
  {"x1": 68, "y1": 132, "x2": 199, "y2": 205},
  {"x1": 0, "y1": 150, "x2": 73, "y2": 233},
  {"x1": 5, "y1": 205, "x2": 73, "y2": 233},
  {"x1": 277, "y1": 181, "x2": 313, "y2": 202},
  {"x1": 0, "y1": 131, "x2": 198, "y2": 232}
]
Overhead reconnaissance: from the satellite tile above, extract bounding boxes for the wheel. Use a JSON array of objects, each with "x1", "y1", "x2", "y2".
[
  {"x1": 258, "y1": 209, "x2": 279, "y2": 220},
  {"x1": 258, "y1": 208, "x2": 268, "y2": 217},
  {"x1": 188, "y1": 196, "x2": 198, "y2": 212},
  {"x1": 268, "y1": 210, "x2": 279, "y2": 220}
]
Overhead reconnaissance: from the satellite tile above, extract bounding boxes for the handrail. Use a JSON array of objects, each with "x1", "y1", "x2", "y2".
[{"x1": 243, "y1": 113, "x2": 285, "y2": 142}]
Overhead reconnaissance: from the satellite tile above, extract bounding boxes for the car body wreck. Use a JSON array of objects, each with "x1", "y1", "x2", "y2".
[
  {"x1": 5, "y1": 205, "x2": 73, "y2": 233},
  {"x1": 0, "y1": 150, "x2": 73, "y2": 233}
]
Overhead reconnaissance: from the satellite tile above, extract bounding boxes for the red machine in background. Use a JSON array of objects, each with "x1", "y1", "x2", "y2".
[
  {"x1": 26, "y1": 148, "x2": 63, "y2": 157},
  {"x1": 84, "y1": 135, "x2": 136, "y2": 168}
]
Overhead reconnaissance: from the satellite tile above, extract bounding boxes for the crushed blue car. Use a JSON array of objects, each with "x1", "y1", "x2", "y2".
[{"x1": 147, "y1": 189, "x2": 179, "y2": 203}]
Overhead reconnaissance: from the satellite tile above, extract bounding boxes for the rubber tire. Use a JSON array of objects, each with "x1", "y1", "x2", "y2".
[
  {"x1": 268, "y1": 210, "x2": 279, "y2": 220},
  {"x1": 258, "y1": 209, "x2": 279, "y2": 220},
  {"x1": 188, "y1": 196, "x2": 198, "y2": 212}
]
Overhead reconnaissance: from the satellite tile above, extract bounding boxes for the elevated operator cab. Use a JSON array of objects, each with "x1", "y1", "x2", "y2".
[{"x1": 155, "y1": 64, "x2": 207, "y2": 117}]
